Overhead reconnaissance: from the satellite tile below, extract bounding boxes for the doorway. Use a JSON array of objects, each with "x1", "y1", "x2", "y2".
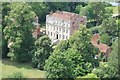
[{"x1": 56, "y1": 34, "x2": 58, "y2": 39}]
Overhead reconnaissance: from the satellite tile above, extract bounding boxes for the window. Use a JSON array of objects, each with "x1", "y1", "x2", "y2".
[
  {"x1": 54, "y1": 33, "x2": 55, "y2": 37},
  {"x1": 63, "y1": 35, "x2": 65, "y2": 39},
  {"x1": 66, "y1": 36, "x2": 68, "y2": 39},
  {"x1": 51, "y1": 32, "x2": 52, "y2": 36},
  {"x1": 57, "y1": 27, "x2": 58, "y2": 30},
  {"x1": 59, "y1": 34, "x2": 61, "y2": 38},
  {"x1": 54, "y1": 27, "x2": 55, "y2": 30},
  {"x1": 59, "y1": 28, "x2": 61, "y2": 31},
  {"x1": 66, "y1": 30, "x2": 68, "y2": 33},
  {"x1": 63, "y1": 28, "x2": 65, "y2": 32},
  {"x1": 48, "y1": 31, "x2": 49, "y2": 35}
]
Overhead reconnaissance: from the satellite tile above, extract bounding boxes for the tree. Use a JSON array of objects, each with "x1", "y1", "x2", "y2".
[
  {"x1": 44, "y1": 25, "x2": 99, "y2": 78},
  {"x1": 100, "y1": 33, "x2": 111, "y2": 46},
  {"x1": 3, "y1": 3, "x2": 36, "y2": 62},
  {"x1": 29, "y1": 2, "x2": 49, "y2": 24},
  {"x1": 44, "y1": 50, "x2": 75, "y2": 80},
  {"x1": 32, "y1": 35, "x2": 53, "y2": 70},
  {"x1": 68, "y1": 25, "x2": 99, "y2": 76},
  {"x1": 100, "y1": 18, "x2": 118, "y2": 39},
  {"x1": 93, "y1": 39, "x2": 119, "y2": 78},
  {"x1": 64, "y1": 48, "x2": 93, "y2": 77},
  {"x1": 80, "y1": 2, "x2": 111, "y2": 26}
]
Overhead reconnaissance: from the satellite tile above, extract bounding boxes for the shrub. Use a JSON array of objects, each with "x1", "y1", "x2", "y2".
[{"x1": 7, "y1": 71, "x2": 25, "y2": 80}]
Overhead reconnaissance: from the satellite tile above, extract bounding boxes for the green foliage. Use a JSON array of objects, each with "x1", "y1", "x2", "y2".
[
  {"x1": 93, "y1": 39, "x2": 119, "y2": 78},
  {"x1": 64, "y1": 48, "x2": 93, "y2": 77},
  {"x1": 78, "y1": 73, "x2": 98, "y2": 78},
  {"x1": 100, "y1": 33, "x2": 111, "y2": 45},
  {"x1": 32, "y1": 35, "x2": 53, "y2": 70},
  {"x1": 2, "y1": 3, "x2": 11, "y2": 58},
  {"x1": 108, "y1": 39, "x2": 119, "y2": 74},
  {"x1": 3, "y1": 3, "x2": 36, "y2": 62},
  {"x1": 44, "y1": 25, "x2": 99, "y2": 79},
  {"x1": 29, "y1": 2, "x2": 49, "y2": 24},
  {"x1": 100, "y1": 18, "x2": 118, "y2": 39},
  {"x1": 75, "y1": 5, "x2": 82, "y2": 14},
  {"x1": 44, "y1": 51, "x2": 75, "y2": 80},
  {"x1": 93, "y1": 62, "x2": 117, "y2": 78},
  {"x1": 7, "y1": 71, "x2": 25, "y2": 80},
  {"x1": 80, "y1": 2, "x2": 112, "y2": 26}
]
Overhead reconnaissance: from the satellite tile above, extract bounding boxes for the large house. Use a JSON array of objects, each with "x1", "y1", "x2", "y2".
[{"x1": 46, "y1": 11, "x2": 86, "y2": 41}]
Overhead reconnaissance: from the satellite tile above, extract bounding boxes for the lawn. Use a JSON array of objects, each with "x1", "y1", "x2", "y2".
[{"x1": 1, "y1": 58, "x2": 45, "y2": 78}]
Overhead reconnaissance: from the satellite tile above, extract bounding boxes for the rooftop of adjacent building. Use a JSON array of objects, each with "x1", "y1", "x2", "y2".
[{"x1": 91, "y1": 33, "x2": 111, "y2": 53}]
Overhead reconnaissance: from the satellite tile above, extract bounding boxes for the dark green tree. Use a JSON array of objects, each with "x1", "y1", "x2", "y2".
[
  {"x1": 100, "y1": 33, "x2": 111, "y2": 46},
  {"x1": 2, "y1": 2, "x2": 11, "y2": 58},
  {"x1": 44, "y1": 25, "x2": 99, "y2": 78},
  {"x1": 93, "y1": 39, "x2": 119, "y2": 78},
  {"x1": 100, "y1": 18, "x2": 118, "y2": 39},
  {"x1": 32, "y1": 35, "x2": 53, "y2": 70},
  {"x1": 80, "y1": 2, "x2": 112, "y2": 26},
  {"x1": 3, "y1": 3, "x2": 36, "y2": 62},
  {"x1": 44, "y1": 50, "x2": 75, "y2": 80},
  {"x1": 29, "y1": 2, "x2": 49, "y2": 24}
]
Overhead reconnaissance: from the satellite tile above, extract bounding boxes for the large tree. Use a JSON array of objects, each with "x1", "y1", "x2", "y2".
[
  {"x1": 100, "y1": 18, "x2": 118, "y2": 39},
  {"x1": 3, "y1": 3, "x2": 36, "y2": 62},
  {"x1": 32, "y1": 35, "x2": 53, "y2": 70},
  {"x1": 93, "y1": 39, "x2": 119, "y2": 78},
  {"x1": 44, "y1": 25, "x2": 99, "y2": 79},
  {"x1": 80, "y1": 2, "x2": 112, "y2": 26}
]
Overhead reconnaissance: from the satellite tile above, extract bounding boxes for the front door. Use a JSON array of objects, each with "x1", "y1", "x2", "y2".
[{"x1": 56, "y1": 34, "x2": 58, "y2": 39}]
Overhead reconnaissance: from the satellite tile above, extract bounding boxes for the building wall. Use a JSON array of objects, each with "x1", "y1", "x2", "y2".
[
  {"x1": 46, "y1": 15, "x2": 70, "y2": 40},
  {"x1": 46, "y1": 13, "x2": 86, "y2": 41}
]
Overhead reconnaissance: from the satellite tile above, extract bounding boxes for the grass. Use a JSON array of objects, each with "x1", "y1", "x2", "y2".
[{"x1": 1, "y1": 58, "x2": 45, "y2": 78}]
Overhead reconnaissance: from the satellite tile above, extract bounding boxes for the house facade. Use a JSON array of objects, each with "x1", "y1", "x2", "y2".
[{"x1": 46, "y1": 11, "x2": 86, "y2": 41}]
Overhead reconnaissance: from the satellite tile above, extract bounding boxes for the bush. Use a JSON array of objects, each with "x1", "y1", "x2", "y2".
[
  {"x1": 75, "y1": 73, "x2": 100, "y2": 80},
  {"x1": 7, "y1": 71, "x2": 25, "y2": 80}
]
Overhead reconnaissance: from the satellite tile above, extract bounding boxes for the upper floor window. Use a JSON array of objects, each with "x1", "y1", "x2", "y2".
[
  {"x1": 48, "y1": 31, "x2": 49, "y2": 35},
  {"x1": 63, "y1": 28, "x2": 65, "y2": 32},
  {"x1": 51, "y1": 32, "x2": 52, "y2": 36},
  {"x1": 66, "y1": 30, "x2": 68, "y2": 33},
  {"x1": 66, "y1": 36, "x2": 68, "y2": 39},
  {"x1": 59, "y1": 34, "x2": 61, "y2": 38},
  {"x1": 63, "y1": 35, "x2": 65, "y2": 39},
  {"x1": 59, "y1": 28, "x2": 61, "y2": 31}
]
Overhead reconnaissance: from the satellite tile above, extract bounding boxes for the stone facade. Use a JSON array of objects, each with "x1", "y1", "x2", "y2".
[{"x1": 46, "y1": 11, "x2": 86, "y2": 40}]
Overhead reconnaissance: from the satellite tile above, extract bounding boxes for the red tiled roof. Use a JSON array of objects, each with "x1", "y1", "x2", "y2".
[
  {"x1": 50, "y1": 11, "x2": 80, "y2": 20},
  {"x1": 91, "y1": 34, "x2": 100, "y2": 47},
  {"x1": 97, "y1": 43, "x2": 110, "y2": 53},
  {"x1": 91, "y1": 34, "x2": 111, "y2": 53}
]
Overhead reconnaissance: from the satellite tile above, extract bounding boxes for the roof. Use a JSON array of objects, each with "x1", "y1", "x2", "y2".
[
  {"x1": 91, "y1": 33, "x2": 111, "y2": 53},
  {"x1": 91, "y1": 34, "x2": 100, "y2": 47},
  {"x1": 49, "y1": 11, "x2": 82, "y2": 20},
  {"x1": 97, "y1": 43, "x2": 110, "y2": 53}
]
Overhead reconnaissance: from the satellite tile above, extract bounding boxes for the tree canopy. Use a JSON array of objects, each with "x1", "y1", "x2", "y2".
[{"x1": 3, "y1": 3, "x2": 36, "y2": 62}]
